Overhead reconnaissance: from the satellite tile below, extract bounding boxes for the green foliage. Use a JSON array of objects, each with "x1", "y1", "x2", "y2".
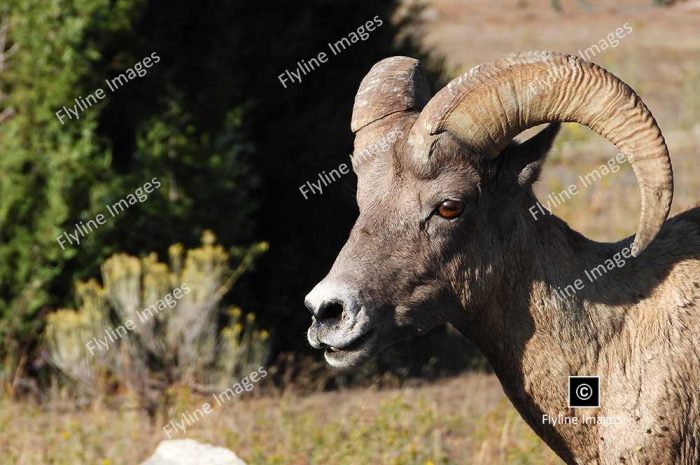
[
  {"x1": 0, "y1": 0, "x2": 137, "y2": 377},
  {"x1": 0, "y1": 0, "x2": 257, "y2": 379}
]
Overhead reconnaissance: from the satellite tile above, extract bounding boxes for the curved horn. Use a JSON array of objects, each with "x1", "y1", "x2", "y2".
[
  {"x1": 352, "y1": 57, "x2": 431, "y2": 157},
  {"x1": 409, "y1": 51, "x2": 673, "y2": 256}
]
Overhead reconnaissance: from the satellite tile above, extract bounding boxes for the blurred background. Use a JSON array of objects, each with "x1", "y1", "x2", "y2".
[{"x1": 0, "y1": 0, "x2": 698, "y2": 463}]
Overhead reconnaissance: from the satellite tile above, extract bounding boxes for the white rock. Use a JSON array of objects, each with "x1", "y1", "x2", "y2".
[{"x1": 141, "y1": 439, "x2": 246, "y2": 465}]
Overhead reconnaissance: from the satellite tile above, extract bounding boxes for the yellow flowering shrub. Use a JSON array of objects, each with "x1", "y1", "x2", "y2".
[{"x1": 44, "y1": 231, "x2": 269, "y2": 400}]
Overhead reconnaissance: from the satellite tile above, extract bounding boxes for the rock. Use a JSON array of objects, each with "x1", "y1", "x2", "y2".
[{"x1": 141, "y1": 439, "x2": 246, "y2": 465}]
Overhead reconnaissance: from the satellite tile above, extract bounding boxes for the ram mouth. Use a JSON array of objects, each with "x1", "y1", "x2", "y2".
[
  {"x1": 322, "y1": 328, "x2": 378, "y2": 368},
  {"x1": 325, "y1": 328, "x2": 376, "y2": 354}
]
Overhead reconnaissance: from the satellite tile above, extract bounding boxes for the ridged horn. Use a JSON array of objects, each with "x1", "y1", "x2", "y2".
[
  {"x1": 409, "y1": 51, "x2": 673, "y2": 256},
  {"x1": 352, "y1": 57, "x2": 431, "y2": 159}
]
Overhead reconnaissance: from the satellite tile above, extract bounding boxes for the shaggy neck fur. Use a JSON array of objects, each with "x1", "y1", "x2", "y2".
[{"x1": 455, "y1": 199, "x2": 700, "y2": 464}]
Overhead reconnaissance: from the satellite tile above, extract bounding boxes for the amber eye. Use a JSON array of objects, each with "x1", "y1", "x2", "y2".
[{"x1": 437, "y1": 199, "x2": 464, "y2": 219}]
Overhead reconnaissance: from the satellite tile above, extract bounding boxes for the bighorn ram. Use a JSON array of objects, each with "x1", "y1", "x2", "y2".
[{"x1": 305, "y1": 52, "x2": 700, "y2": 464}]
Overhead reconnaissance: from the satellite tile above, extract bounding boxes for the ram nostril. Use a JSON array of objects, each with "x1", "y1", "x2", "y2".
[{"x1": 317, "y1": 301, "x2": 344, "y2": 322}]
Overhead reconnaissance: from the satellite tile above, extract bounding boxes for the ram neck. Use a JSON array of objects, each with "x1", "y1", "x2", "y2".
[{"x1": 460, "y1": 213, "x2": 642, "y2": 463}]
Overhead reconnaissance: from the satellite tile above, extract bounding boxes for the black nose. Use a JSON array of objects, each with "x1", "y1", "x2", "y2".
[
  {"x1": 318, "y1": 301, "x2": 344, "y2": 322},
  {"x1": 306, "y1": 299, "x2": 344, "y2": 323}
]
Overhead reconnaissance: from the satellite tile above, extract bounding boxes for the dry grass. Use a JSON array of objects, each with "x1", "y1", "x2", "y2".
[{"x1": 0, "y1": 373, "x2": 561, "y2": 465}]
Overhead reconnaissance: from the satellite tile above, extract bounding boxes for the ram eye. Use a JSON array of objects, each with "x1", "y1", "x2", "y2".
[{"x1": 437, "y1": 199, "x2": 464, "y2": 219}]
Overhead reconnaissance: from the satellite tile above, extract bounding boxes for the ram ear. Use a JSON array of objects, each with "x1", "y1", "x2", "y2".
[{"x1": 498, "y1": 123, "x2": 560, "y2": 188}]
